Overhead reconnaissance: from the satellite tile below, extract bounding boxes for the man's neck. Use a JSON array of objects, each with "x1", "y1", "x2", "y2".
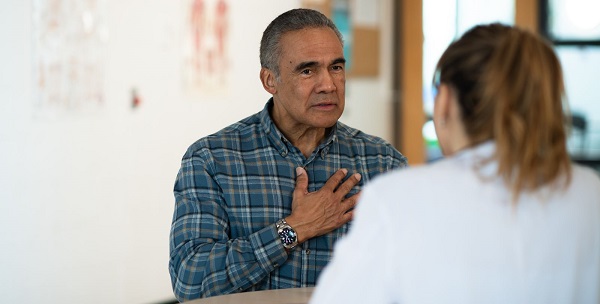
[{"x1": 284, "y1": 126, "x2": 329, "y2": 158}]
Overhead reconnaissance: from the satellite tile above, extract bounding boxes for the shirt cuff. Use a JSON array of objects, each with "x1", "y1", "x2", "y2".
[{"x1": 249, "y1": 224, "x2": 288, "y2": 273}]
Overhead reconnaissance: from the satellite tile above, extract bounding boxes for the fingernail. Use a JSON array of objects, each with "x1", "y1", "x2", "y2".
[
  {"x1": 354, "y1": 173, "x2": 362, "y2": 181},
  {"x1": 340, "y1": 168, "x2": 348, "y2": 175},
  {"x1": 296, "y1": 167, "x2": 304, "y2": 176}
]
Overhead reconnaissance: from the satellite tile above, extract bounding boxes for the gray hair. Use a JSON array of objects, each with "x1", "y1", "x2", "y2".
[{"x1": 260, "y1": 8, "x2": 344, "y2": 79}]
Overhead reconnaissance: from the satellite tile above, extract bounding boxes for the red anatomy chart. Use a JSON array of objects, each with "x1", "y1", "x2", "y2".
[
  {"x1": 32, "y1": 0, "x2": 108, "y2": 118},
  {"x1": 185, "y1": 0, "x2": 230, "y2": 94}
]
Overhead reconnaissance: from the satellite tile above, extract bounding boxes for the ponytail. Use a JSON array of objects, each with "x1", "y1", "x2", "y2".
[{"x1": 484, "y1": 28, "x2": 571, "y2": 199}]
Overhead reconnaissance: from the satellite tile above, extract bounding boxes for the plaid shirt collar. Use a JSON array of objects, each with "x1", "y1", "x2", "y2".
[{"x1": 259, "y1": 98, "x2": 337, "y2": 160}]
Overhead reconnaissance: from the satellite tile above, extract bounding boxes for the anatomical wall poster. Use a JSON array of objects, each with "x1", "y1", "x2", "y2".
[{"x1": 32, "y1": 0, "x2": 108, "y2": 118}]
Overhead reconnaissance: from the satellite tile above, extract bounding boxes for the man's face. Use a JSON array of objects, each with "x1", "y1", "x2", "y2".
[{"x1": 269, "y1": 27, "x2": 346, "y2": 132}]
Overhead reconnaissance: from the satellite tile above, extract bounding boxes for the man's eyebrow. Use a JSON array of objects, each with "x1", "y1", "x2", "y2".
[
  {"x1": 331, "y1": 57, "x2": 346, "y2": 65},
  {"x1": 294, "y1": 61, "x2": 319, "y2": 72},
  {"x1": 294, "y1": 58, "x2": 346, "y2": 73}
]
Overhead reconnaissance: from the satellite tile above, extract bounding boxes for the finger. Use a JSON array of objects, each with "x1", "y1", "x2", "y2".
[
  {"x1": 342, "y1": 193, "x2": 360, "y2": 212},
  {"x1": 335, "y1": 173, "x2": 362, "y2": 196},
  {"x1": 347, "y1": 191, "x2": 362, "y2": 202},
  {"x1": 293, "y1": 167, "x2": 309, "y2": 196},
  {"x1": 348, "y1": 191, "x2": 362, "y2": 203},
  {"x1": 340, "y1": 209, "x2": 354, "y2": 223},
  {"x1": 322, "y1": 168, "x2": 348, "y2": 191}
]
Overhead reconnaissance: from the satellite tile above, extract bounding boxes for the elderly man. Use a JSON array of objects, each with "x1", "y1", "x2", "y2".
[{"x1": 169, "y1": 8, "x2": 407, "y2": 301}]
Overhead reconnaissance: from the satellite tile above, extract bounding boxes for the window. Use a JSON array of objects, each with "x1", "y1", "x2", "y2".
[{"x1": 422, "y1": 0, "x2": 514, "y2": 160}]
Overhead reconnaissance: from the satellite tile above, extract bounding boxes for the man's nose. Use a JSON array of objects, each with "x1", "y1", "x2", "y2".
[{"x1": 316, "y1": 70, "x2": 337, "y2": 93}]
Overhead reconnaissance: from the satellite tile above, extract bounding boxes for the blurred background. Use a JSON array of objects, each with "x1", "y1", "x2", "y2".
[{"x1": 0, "y1": 0, "x2": 598, "y2": 303}]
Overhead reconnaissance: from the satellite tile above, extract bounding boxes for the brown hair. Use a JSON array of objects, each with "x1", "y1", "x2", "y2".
[{"x1": 435, "y1": 23, "x2": 571, "y2": 199}]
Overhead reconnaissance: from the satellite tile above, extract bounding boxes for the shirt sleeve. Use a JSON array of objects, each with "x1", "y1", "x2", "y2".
[
  {"x1": 390, "y1": 144, "x2": 409, "y2": 169},
  {"x1": 169, "y1": 148, "x2": 288, "y2": 302}
]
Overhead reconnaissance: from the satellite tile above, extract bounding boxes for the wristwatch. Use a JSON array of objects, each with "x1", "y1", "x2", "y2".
[{"x1": 276, "y1": 219, "x2": 298, "y2": 250}]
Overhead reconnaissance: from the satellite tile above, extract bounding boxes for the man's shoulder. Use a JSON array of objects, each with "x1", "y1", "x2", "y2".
[
  {"x1": 184, "y1": 112, "x2": 263, "y2": 156},
  {"x1": 214, "y1": 112, "x2": 263, "y2": 137},
  {"x1": 336, "y1": 121, "x2": 393, "y2": 147},
  {"x1": 335, "y1": 121, "x2": 408, "y2": 166}
]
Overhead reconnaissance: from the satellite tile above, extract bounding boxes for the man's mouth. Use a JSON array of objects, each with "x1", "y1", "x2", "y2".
[{"x1": 313, "y1": 102, "x2": 336, "y2": 109}]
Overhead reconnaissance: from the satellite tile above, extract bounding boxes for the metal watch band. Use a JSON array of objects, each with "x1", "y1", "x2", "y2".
[
  {"x1": 276, "y1": 218, "x2": 298, "y2": 250},
  {"x1": 276, "y1": 218, "x2": 289, "y2": 229}
]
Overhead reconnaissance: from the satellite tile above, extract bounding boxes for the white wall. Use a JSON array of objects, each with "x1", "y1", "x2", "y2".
[{"x1": 0, "y1": 1, "x2": 394, "y2": 303}]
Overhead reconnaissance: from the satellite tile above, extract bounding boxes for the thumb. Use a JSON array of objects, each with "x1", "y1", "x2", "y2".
[{"x1": 294, "y1": 167, "x2": 309, "y2": 195}]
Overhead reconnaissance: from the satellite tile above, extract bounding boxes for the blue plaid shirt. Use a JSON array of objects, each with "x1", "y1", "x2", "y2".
[{"x1": 169, "y1": 100, "x2": 407, "y2": 301}]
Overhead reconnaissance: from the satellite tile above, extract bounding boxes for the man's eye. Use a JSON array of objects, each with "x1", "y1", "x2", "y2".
[
  {"x1": 301, "y1": 69, "x2": 312, "y2": 75},
  {"x1": 332, "y1": 65, "x2": 344, "y2": 71}
]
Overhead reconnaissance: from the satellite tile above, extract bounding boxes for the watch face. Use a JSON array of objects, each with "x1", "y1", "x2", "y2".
[{"x1": 279, "y1": 227, "x2": 297, "y2": 245}]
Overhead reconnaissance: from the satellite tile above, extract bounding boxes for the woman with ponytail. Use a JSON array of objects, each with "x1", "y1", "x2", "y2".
[{"x1": 311, "y1": 23, "x2": 600, "y2": 304}]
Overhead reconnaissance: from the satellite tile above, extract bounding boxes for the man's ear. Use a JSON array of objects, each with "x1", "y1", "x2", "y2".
[{"x1": 260, "y1": 68, "x2": 277, "y2": 94}]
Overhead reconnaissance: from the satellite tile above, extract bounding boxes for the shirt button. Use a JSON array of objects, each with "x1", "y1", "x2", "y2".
[
  {"x1": 305, "y1": 249, "x2": 311, "y2": 255},
  {"x1": 281, "y1": 150, "x2": 288, "y2": 157}
]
